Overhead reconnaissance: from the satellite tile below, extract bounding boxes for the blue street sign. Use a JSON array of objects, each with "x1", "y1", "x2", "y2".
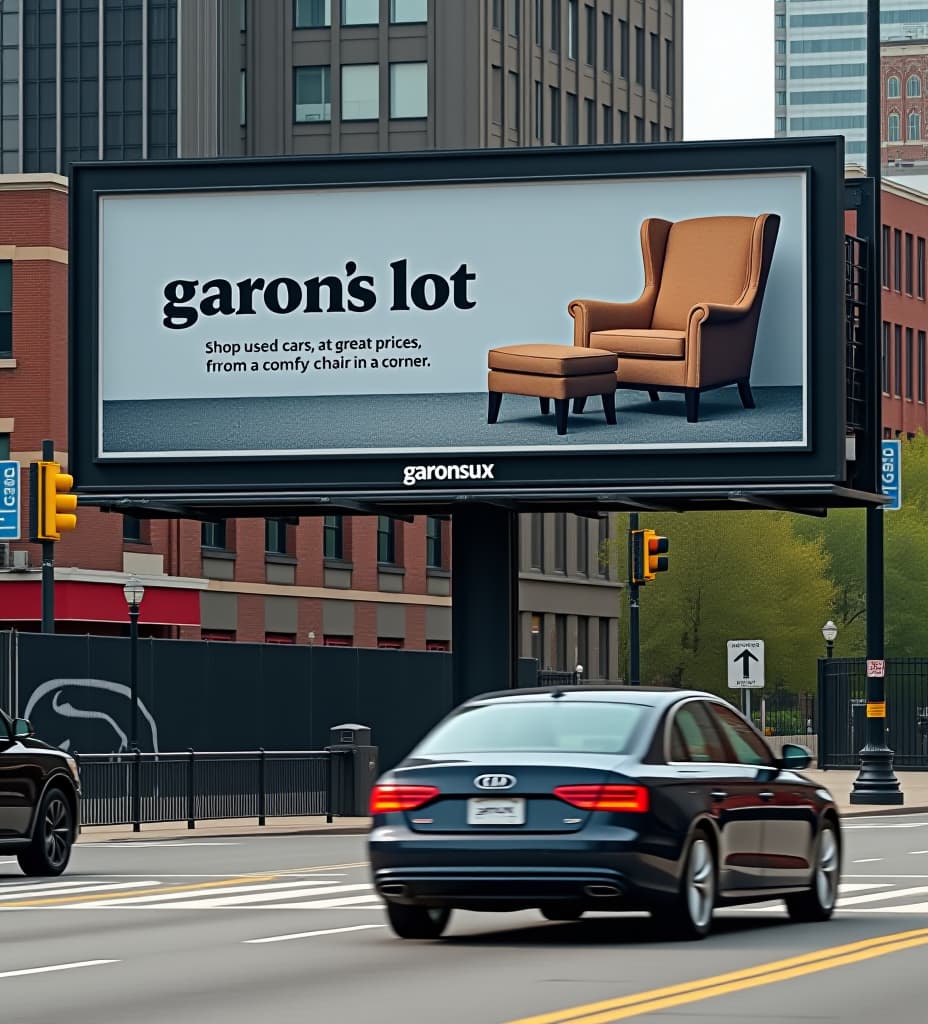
[
  {"x1": 881, "y1": 440, "x2": 901, "y2": 512},
  {"x1": 0, "y1": 461, "x2": 20, "y2": 540}
]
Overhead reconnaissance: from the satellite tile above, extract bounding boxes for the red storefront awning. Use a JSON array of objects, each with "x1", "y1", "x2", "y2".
[{"x1": 0, "y1": 580, "x2": 201, "y2": 626}]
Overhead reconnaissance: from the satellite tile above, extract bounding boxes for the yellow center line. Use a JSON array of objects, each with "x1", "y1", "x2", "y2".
[{"x1": 502, "y1": 927, "x2": 928, "y2": 1024}]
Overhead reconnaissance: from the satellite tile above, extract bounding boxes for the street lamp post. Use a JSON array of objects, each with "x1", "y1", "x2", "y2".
[
  {"x1": 123, "y1": 575, "x2": 145, "y2": 750},
  {"x1": 822, "y1": 620, "x2": 838, "y2": 660}
]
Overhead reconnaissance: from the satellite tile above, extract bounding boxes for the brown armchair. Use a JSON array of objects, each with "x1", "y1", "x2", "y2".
[{"x1": 568, "y1": 214, "x2": 780, "y2": 422}]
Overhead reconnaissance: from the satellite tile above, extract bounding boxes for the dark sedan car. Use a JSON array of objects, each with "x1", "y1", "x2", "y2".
[
  {"x1": 0, "y1": 710, "x2": 81, "y2": 876},
  {"x1": 368, "y1": 686, "x2": 841, "y2": 940}
]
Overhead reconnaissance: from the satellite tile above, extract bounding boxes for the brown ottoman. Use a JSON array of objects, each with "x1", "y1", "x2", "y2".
[{"x1": 487, "y1": 344, "x2": 618, "y2": 436}]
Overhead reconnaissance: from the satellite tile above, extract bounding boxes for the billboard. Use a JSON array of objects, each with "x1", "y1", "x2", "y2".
[{"x1": 70, "y1": 139, "x2": 849, "y2": 503}]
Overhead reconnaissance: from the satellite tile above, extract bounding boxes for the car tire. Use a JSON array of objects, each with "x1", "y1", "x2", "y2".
[
  {"x1": 655, "y1": 829, "x2": 716, "y2": 940},
  {"x1": 540, "y1": 904, "x2": 585, "y2": 922},
  {"x1": 785, "y1": 820, "x2": 840, "y2": 923},
  {"x1": 385, "y1": 903, "x2": 452, "y2": 940},
  {"x1": 17, "y1": 787, "x2": 74, "y2": 877}
]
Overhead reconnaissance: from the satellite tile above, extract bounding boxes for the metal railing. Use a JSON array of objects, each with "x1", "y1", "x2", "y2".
[
  {"x1": 844, "y1": 232, "x2": 869, "y2": 432},
  {"x1": 73, "y1": 749, "x2": 343, "y2": 830}
]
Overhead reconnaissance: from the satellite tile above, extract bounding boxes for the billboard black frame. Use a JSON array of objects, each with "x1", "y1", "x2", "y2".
[{"x1": 70, "y1": 137, "x2": 854, "y2": 510}]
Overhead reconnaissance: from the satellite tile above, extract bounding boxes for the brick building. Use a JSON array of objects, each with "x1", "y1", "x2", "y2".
[{"x1": 882, "y1": 39, "x2": 928, "y2": 166}]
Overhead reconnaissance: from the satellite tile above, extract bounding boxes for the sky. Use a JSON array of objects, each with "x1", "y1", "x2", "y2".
[{"x1": 683, "y1": 0, "x2": 775, "y2": 141}]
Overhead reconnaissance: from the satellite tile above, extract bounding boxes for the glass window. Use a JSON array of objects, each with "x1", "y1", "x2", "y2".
[
  {"x1": 508, "y1": 71, "x2": 520, "y2": 129},
  {"x1": 0, "y1": 435, "x2": 7, "y2": 460},
  {"x1": 789, "y1": 89, "x2": 867, "y2": 104},
  {"x1": 602, "y1": 12, "x2": 612, "y2": 71},
  {"x1": 585, "y1": 4, "x2": 595, "y2": 65},
  {"x1": 791, "y1": 38, "x2": 866, "y2": 54},
  {"x1": 918, "y1": 331, "x2": 926, "y2": 403},
  {"x1": 791, "y1": 63, "x2": 866, "y2": 79},
  {"x1": 530, "y1": 613, "x2": 545, "y2": 664},
  {"x1": 577, "y1": 616, "x2": 588, "y2": 675},
  {"x1": 906, "y1": 233, "x2": 914, "y2": 294},
  {"x1": 618, "y1": 18, "x2": 628, "y2": 77},
  {"x1": 377, "y1": 515, "x2": 396, "y2": 564},
  {"x1": 534, "y1": 81, "x2": 543, "y2": 140},
  {"x1": 426, "y1": 516, "x2": 442, "y2": 569},
  {"x1": 324, "y1": 515, "x2": 343, "y2": 559},
  {"x1": 619, "y1": 109, "x2": 628, "y2": 143},
  {"x1": 909, "y1": 111, "x2": 921, "y2": 140},
  {"x1": 342, "y1": 64, "x2": 379, "y2": 120},
  {"x1": 649, "y1": 32, "x2": 659, "y2": 90},
  {"x1": 635, "y1": 115, "x2": 644, "y2": 141},
  {"x1": 882, "y1": 322, "x2": 890, "y2": 395},
  {"x1": 390, "y1": 0, "x2": 426, "y2": 23},
  {"x1": 895, "y1": 229, "x2": 903, "y2": 290},
  {"x1": 492, "y1": 0, "x2": 501, "y2": 29},
  {"x1": 776, "y1": 65, "x2": 786, "y2": 80},
  {"x1": 550, "y1": 85, "x2": 560, "y2": 141},
  {"x1": 597, "y1": 514, "x2": 609, "y2": 574},
  {"x1": 882, "y1": 225, "x2": 890, "y2": 287},
  {"x1": 888, "y1": 112, "x2": 901, "y2": 142},
  {"x1": 265, "y1": 518, "x2": 289, "y2": 555},
  {"x1": 294, "y1": 66, "x2": 331, "y2": 122},
  {"x1": 598, "y1": 618, "x2": 609, "y2": 678},
  {"x1": 888, "y1": 75, "x2": 901, "y2": 99},
  {"x1": 908, "y1": 74, "x2": 922, "y2": 98},
  {"x1": 918, "y1": 237, "x2": 925, "y2": 298},
  {"x1": 790, "y1": 115, "x2": 866, "y2": 130},
  {"x1": 775, "y1": 38, "x2": 785, "y2": 54},
  {"x1": 202, "y1": 520, "x2": 227, "y2": 549},
  {"x1": 413, "y1": 700, "x2": 649, "y2": 756},
  {"x1": 907, "y1": 327, "x2": 914, "y2": 400},
  {"x1": 240, "y1": 69, "x2": 247, "y2": 126},
  {"x1": 342, "y1": 0, "x2": 378, "y2": 24},
  {"x1": 709, "y1": 704, "x2": 773, "y2": 766},
  {"x1": 566, "y1": 91, "x2": 578, "y2": 143},
  {"x1": 123, "y1": 515, "x2": 142, "y2": 543},
  {"x1": 508, "y1": 0, "x2": 519, "y2": 35},
  {"x1": 295, "y1": 0, "x2": 331, "y2": 27},
  {"x1": 665, "y1": 38, "x2": 673, "y2": 95},
  {"x1": 550, "y1": 0, "x2": 560, "y2": 52},
  {"x1": 567, "y1": 0, "x2": 577, "y2": 59},
  {"x1": 554, "y1": 614, "x2": 566, "y2": 668},
  {"x1": 635, "y1": 26, "x2": 643, "y2": 84},
  {"x1": 602, "y1": 104, "x2": 612, "y2": 143},
  {"x1": 0, "y1": 260, "x2": 10, "y2": 356},
  {"x1": 535, "y1": 0, "x2": 543, "y2": 46},
  {"x1": 554, "y1": 513, "x2": 566, "y2": 571},
  {"x1": 650, "y1": 120, "x2": 660, "y2": 142},
  {"x1": 667, "y1": 702, "x2": 727, "y2": 763},
  {"x1": 390, "y1": 62, "x2": 427, "y2": 118},
  {"x1": 895, "y1": 324, "x2": 903, "y2": 396},
  {"x1": 576, "y1": 516, "x2": 588, "y2": 572},
  {"x1": 585, "y1": 96, "x2": 594, "y2": 142},
  {"x1": 492, "y1": 66, "x2": 502, "y2": 124},
  {"x1": 530, "y1": 512, "x2": 544, "y2": 569}
]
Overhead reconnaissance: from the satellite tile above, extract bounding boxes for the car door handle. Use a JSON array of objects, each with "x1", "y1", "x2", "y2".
[
  {"x1": 710, "y1": 790, "x2": 728, "y2": 801},
  {"x1": 759, "y1": 791, "x2": 775, "y2": 801}
]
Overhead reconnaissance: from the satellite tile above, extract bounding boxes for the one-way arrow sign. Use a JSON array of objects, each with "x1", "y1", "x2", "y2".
[{"x1": 726, "y1": 640, "x2": 765, "y2": 689}]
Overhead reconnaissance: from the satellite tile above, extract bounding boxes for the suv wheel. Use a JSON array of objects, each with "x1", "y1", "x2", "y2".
[
  {"x1": 18, "y1": 788, "x2": 74, "y2": 877},
  {"x1": 385, "y1": 903, "x2": 451, "y2": 939}
]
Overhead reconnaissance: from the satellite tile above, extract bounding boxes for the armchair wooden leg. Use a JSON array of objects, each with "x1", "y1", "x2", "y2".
[
  {"x1": 647, "y1": 389, "x2": 660, "y2": 402},
  {"x1": 602, "y1": 392, "x2": 617, "y2": 425},
  {"x1": 488, "y1": 391, "x2": 503, "y2": 424},
  {"x1": 737, "y1": 379, "x2": 756, "y2": 410},
  {"x1": 539, "y1": 397, "x2": 550, "y2": 415},
  {"x1": 572, "y1": 397, "x2": 587, "y2": 414},
  {"x1": 685, "y1": 389, "x2": 700, "y2": 424},
  {"x1": 554, "y1": 399, "x2": 569, "y2": 436}
]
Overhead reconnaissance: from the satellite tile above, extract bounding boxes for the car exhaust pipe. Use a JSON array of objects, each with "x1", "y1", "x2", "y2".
[
  {"x1": 584, "y1": 884, "x2": 621, "y2": 898},
  {"x1": 379, "y1": 883, "x2": 408, "y2": 897}
]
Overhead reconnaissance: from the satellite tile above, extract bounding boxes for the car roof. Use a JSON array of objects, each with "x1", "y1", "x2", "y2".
[{"x1": 467, "y1": 685, "x2": 711, "y2": 708}]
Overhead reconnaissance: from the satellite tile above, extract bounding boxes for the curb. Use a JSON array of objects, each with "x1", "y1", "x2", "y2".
[
  {"x1": 78, "y1": 824, "x2": 372, "y2": 843},
  {"x1": 841, "y1": 804, "x2": 928, "y2": 818}
]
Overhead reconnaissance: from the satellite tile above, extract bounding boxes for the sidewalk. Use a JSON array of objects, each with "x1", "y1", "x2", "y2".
[{"x1": 75, "y1": 772, "x2": 928, "y2": 844}]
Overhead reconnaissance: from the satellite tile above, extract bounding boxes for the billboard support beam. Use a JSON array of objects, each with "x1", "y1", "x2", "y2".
[{"x1": 451, "y1": 506, "x2": 519, "y2": 703}]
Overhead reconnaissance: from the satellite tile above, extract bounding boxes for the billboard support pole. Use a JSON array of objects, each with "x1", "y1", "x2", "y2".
[
  {"x1": 628, "y1": 513, "x2": 640, "y2": 685},
  {"x1": 451, "y1": 506, "x2": 519, "y2": 704},
  {"x1": 851, "y1": 0, "x2": 903, "y2": 804}
]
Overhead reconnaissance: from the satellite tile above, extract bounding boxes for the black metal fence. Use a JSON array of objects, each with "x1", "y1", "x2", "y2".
[
  {"x1": 818, "y1": 658, "x2": 928, "y2": 769},
  {"x1": 74, "y1": 749, "x2": 345, "y2": 830}
]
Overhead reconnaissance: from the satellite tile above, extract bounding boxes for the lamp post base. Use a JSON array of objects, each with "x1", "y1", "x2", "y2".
[{"x1": 849, "y1": 745, "x2": 905, "y2": 805}]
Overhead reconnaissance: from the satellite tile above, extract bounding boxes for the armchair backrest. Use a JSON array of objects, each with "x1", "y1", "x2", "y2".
[{"x1": 649, "y1": 215, "x2": 780, "y2": 331}]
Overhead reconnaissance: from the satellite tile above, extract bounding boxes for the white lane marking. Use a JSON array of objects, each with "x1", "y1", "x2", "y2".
[
  {"x1": 852, "y1": 858, "x2": 883, "y2": 863},
  {"x1": 244, "y1": 924, "x2": 385, "y2": 945},
  {"x1": 909, "y1": 851, "x2": 928, "y2": 855},
  {"x1": 844, "y1": 823, "x2": 928, "y2": 830},
  {"x1": 845, "y1": 874, "x2": 928, "y2": 878},
  {"x1": 151, "y1": 883, "x2": 371, "y2": 910},
  {"x1": 87, "y1": 879, "x2": 349, "y2": 908},
  {"x1": 843, "y1": 902, "x2": 928, "y2": 913},
  {"x1": 839, "y1": 883, "x2": 894, "y2": 892},
  {"x1": 0, "y1": 880, "x2": 158, "y2": 899},
  {"x1": 0, "y1": 960, "x2": 119, "y2": 980},
  {"x1": 835, "y1": 884, "x2": 928, "y2": 907},
  {"x1": 281, "y1": 894, "x2": 382, "y2": 909},
  {"x1": 77, "y1": 842, "x2": 241, "y2": 848}
]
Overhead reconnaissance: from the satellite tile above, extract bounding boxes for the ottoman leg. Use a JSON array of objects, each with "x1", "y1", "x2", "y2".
[
  {"x1": 488, "y1": 391, "x2": 503, "y2": 424},
  {"x1": 685, "y1": 389, "x2": 700, "y2": 423},
  {"x1": 539, "y1": 397, "x2": 550, "y2": 415},
  {"x1": 572, "y1": 397, "x2": 587, "y2": 414},
  {"x1": 602, "y1": 392, "x2": 617, "y2": 425},
  {"x1": 648, "y1": 389, "x2": 660, "y2": 402},
  {"x1": 555, "y1": 398, "x2": 569, "y2": 436}
]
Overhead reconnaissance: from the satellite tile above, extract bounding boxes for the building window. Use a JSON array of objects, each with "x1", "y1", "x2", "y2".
[
  {"x1": 775, "y1": 38, "x2": 785, "y2": 55},
  {"x1": 550, "y1": 86, "x2": 561, "y2": 142},
  {"x1": 324, "y1": 634, "x2": 353, "y2": 646},
  {"x1": 619, "y1": 110, "x2": 628, "y2": 143},
  {"x1": 598, "y1": 618, "x2": 609, "y2": 679},
  {"x1": 894, "y1": 229, "x2": 902, "y2": 290},
  {"x1": 665, "y1": 39, "x2": 674, "y2": 95},
  {"x1": 775, "y1": 116, "x2": 787, "y2": 132},
  {"x1": 426, "y1": 640, "x2": 449, "y2": 652},
  {"x1": 635, "y1": 26, "x2": 644, "y2": 84},
  {"x1": 530, "y1": 613, "x2": 544, "y2": 664},
  {"x1": 0, "y1": 261, "x2": 10, "y2": 356},
  {"x1": 882, "y1": 225, "x2": 890, "y2": 287},
  {"x1": 895, "y1": 324, "x2": 903, "y2": 396},
  {"x1": 202, "y1": 520, "x2": 227, "y2": 550},
  {"x1": 390, "y1": 0, "x2": 427, "y2": 23},
  {"x1": 908, "y1": 74, "x2": 922, "y2": 98},
  {"x1": 266, "y1": 633, "x2": 296, "y2": 645},
  {"x1": 882, "y1": 322, "x2": 890, "y2": 395},
  {"x1": 535, "y1": 0, "x2": 543, "y2": 46},
  {"x1": 342, "y1": 0, "x2": 378, "y2": 25},
  {"x1": 602, "y1": 104, "x2": 613, "y2": 143},
  {"x1": 577, "y1": 616, "x2": 588, "y2": 675},
  {"x1": 909, "y1": 111, "x2": 922, "y2": 140},
  {"x1": 649, "y1": 32, "x2": 659, "y2": 90},
  {"x1": 324, "y1": 515, "x2": 343, "y2": 559},
  {"x1": 918, "y1": 237, "x2": 926, "y2": 299},
  {"x1": 295, "y1": 0, "x2": 331, "y2": 27},
  {"x1": 888, "y1": 112, "x2": 901, "y2": 142},
  {"x1": 377, "y1": 516, "x2": 396, "y2": 564},
  {"x1": 650, "y1": 121, "x2": 660, "y2": 142},
  {"x1": 554, "y1": 614, "x2": 566, "y2": 669},
  {"x1": 390, "y1": 63, "x2": 427, "y2": 118},
  {"x1": 554, "y1": 514, "x2": 566, "y2": 572},
  {"x1": 342, "y1": 64, "x2": 379, "y2": 119},
  {"x1": 508, "y1": 71, "x2": 520, "y2": 130},
  {"x1": 775, "y1": 65, "x2": 785, "y2": 81},
  {"x1": 567, "y1": 0, "x2": 578, "y2": 59},
  {"x1": 566, "y1": 91, "x2": 578, "y2": 143},
  {"x1": 576, "y1": 516, "x2": 588, "y2": 574},
  {"x1": 602, "y1": 12, "x2": 612, "y2": 71},
  {"x1": 919, "y1": 331, "x2": 926, "y2": 403},
  {"x1": 508, "y1": 0, "x2": 519, "y2": 35},
  {"x1": 776, "y1": 91, "x2": 786, "y2": 107},
  {"x1": 535, "y1": 81, "x2": 543, "y2": 139},
  {"x1": 635, "y1": 116, "x2": 644, "y2": 142},
  {"x1": 426, "y1": 516, "x2": 442, "y2": 569},
  {"x1": 0, "y1": 435, "x2": 8, "y2": 460},
  {"x1": 775, "y1": 12, "x2": 785, "y2": 28},
  {"x1": 202, "y1": 630, "x2": 236, "y2": 642},
  {"x1": 585, "y1": 4, "x2": 595, "y2": 65},
  {"x1": 265, "y1": 518, "x2": 290, "y2": 555},
  {"x1": 123, "y1": 515, "x2": 143, "y2": 543},
  {"x1": 240, "y1": 70, "x2": 247, "y2": 126},
  {"x1": 551, "y1": 0, "x2": 560, "y2": 52},
  {"x1": 585, "y1": 97, "x2": 595, "y2": 143},
  {"x1": 618, "y1": 18, "x2": 628, "y2": 78},
  {"x1": 665, "y1": 126, "x2": 673, "y2": 142},
  {"x1": 377, "y1": 638, "x2": 404, "y2": 649},
  {"x1": 597, "y1": 515, "x2": 609, "y2": 575},
  {"x1": 492, "y1": 67, "x2": 503, "y2": 124},
  {"x1": 294, "y1": 66, "x2": 331, "y2": 122},
  {"x1": 907, "y1": 328, "x2": 914, "y2": 400},
  {"x1": 906, "y1": 233, "x2": 914, "y2": 294},
  {"x1": 530, "y1": 513, "x2": 544, "y2": 569}
]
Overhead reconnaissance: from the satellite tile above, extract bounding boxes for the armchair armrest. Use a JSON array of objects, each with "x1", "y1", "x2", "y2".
[
  {"x1": 689, "y1": 301, "x2": 752, "y2": 327},
  {"x1": 568, "y1": 297, "x2": 653, "y2": 347}
]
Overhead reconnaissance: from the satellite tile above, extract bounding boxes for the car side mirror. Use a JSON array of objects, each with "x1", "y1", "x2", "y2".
[
  {"x1": 778, "y1": 742, "x2": 812, "y2": 771},
  {"x1": 12, "y1": 718, "x2": 34, "y2": 739}
]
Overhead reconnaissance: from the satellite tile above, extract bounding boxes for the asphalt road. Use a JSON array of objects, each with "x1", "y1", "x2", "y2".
[{"x1": 1, "y1": 816, "x2": 928, "y2": 1023}]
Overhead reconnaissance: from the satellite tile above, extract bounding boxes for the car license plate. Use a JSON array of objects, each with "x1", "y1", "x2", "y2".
[{"x1": 467, "y1": 797, "x2": 526, "y2": 826}]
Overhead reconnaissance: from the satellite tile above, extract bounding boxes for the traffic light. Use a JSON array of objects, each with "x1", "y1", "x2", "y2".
[
  {"x1": 630, "y1": 528, "x2": 669, "y2": 584},
  {"x1": 29, "y1": 460, "x2": 78, "y2": 542}
]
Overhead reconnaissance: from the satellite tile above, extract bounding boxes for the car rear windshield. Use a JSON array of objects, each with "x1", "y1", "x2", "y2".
[{"x1": 413, "y1": 700, "x2": 648, "y2": 756}]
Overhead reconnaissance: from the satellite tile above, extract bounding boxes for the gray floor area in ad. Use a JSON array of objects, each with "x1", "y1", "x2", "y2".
[{"x1": 103, "y1": 385, "x2": 803, "y2": 454}]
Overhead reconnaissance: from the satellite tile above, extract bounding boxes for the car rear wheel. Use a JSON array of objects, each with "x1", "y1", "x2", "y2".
[
  {"x1": 785, "y1": 821, "x2": 840, "y2": 923},
  {"x1": 385, "y1": 903, "x2": 452, "y2": 939},
  {"x1": 654, "y1": 830, "x2": 716, "y2": 940},
  {"x1": 540, "y1": 903, "x2": 585, "y2": 922},
  {"x1": 18, "y1": 787, "x2": 73, "y2": 877}
]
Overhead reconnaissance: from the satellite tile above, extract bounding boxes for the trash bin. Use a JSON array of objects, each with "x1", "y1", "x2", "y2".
[{"x1": 327, "y1": 724, "x2": 378, "y2": 817}]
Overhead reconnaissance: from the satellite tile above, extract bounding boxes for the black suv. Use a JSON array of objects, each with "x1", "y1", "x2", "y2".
[{"x1": 0, "y1": 709, "x2": 81, "y2": 875}]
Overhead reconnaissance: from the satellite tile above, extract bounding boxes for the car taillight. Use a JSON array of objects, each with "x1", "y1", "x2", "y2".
[
  {"x1": 370, "y1": 784, "x2": 440, "y2": 814},
  {"x1": 553, "y1": 784, "x2": 649, "y2": 813}
]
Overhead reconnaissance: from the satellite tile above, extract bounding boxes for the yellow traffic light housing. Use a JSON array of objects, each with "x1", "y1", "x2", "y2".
[
  {"x1": 29, "y1": 460, "x2": 78, "y2": 542},
  {"x1": 630, "y1": 528, "x2": 669, "y2": 584}
]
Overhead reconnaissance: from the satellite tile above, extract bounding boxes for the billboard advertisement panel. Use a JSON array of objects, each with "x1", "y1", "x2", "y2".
[{"x1": 70, "y1": 139, "x2": 847, "y2": 501}]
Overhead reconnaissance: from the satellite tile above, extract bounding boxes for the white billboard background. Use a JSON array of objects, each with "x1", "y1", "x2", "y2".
[{"x1": 99, "y1": 172, "x2": 807, "y2": 408}]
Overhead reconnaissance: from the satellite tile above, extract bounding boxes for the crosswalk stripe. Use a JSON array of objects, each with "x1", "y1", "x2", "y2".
[
  {"x1": 839, "y1": 883, "x2": 894, "y2": 893},
  {"x1": 836, "y1": 884, "x2": 928, "y2": 907},
  {"x1": 0, "y1": 880, "x2": 157, "y2": 901},
  {"x1": 151, "y1": 883, "x2": 372, "y2": 910},
  {"x1": 87, "y1": 879, "x2": 349, "y2": 908},
  {"x1": 0, "y1": 873, "x2": 278, "y2": 907},
  {"x1": 283, "y1": 894, "x2": 382, "y2": 909}
]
